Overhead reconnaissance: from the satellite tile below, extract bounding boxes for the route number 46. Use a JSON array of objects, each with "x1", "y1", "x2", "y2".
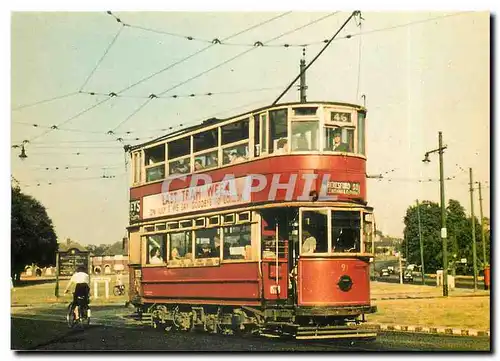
[{"x1": 331, "y1": 112, "x2": 351, "y2": 123}]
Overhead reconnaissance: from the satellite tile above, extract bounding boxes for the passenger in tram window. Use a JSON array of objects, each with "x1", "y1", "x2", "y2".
[
  {"x1": 206, "y1": 153, "x2": 218, "y2": 168},
  {"x1": 229, "y1": 150, "x2": 246, "y2": 164},
  {"x1": 170, "y1": 247, "x2": 182, "y2": 260},
  {"x1": 173, "y1": 159, "x2": 190, "y2": 174},
  {"x1": 275, "y1": 138, "x2": 289, "y2": 154},
  {"x1": 332, "y1": 131, "x2": 350, "y2": 152},
  {"x1": 194, "y1": 159, "x2": 204, "y2": 171},
  {"x1": 149, "y1": 247, "x2": 164, "y2": 264},
  {"x1": 302, "y1": 230, "x2": 317, "y2": 254}
]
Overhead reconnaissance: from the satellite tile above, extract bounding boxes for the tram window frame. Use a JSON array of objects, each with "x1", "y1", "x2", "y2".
[
  {"x1": 222, "y1": 142, "x2": 249, "y2": 165},
  {"x1": 168, "y1": 231, "x2": 193, "y2": 262},
  {"x1": 145, "y1": 234, "x2": 167, "y2": 265},
  {"x1": 167, "y1": 221, "x2": 179, "y2": 230},
  {"x1": 253, "y1": 114, "x2": 260, "y2": 156},
  {"x1": 324, "y1": 126, "x2": 355, "y2": 153},
  {"x1": 144, "y1": 225, "x2": 155, "y2": 233},
  {"x1": 222, "y1": 224, "x2": 252, "y2": 261},
  {"x1": 155, "y1": 223, "x2": 166, "y2": 231},
  {"x1": 168, "y1": 156, "x2": 191, "y2": 175},
  {"x1": 146, "y1": 164, "x2": 165, "y2": 182},
  {"x1": 194, "y1": 228, "x2": 220, "y2": 259},
  {"x1": 293, "y1": 107, "x2": 317, "y2": 116},
  {"x1": 144, "y1": 144, "x2": 165, "y2": 165},
  {"x1": 269, "y1": 109, "x2": 288, "y2": 154},
  {"x1": 331, "y1": 210, "x2": 361, "y2": 253},
  {"x1": 179, "y1": 220, "x2": 193, "y2": 229},
  {"x1": 300, "y1": 209, "x2": 329, "y2": 254},
  {"x1": 259, "y1": 113, "x2": 268, "y2": 155},
  {"x1": 208, "y1": 216, "x2": 220, "y2": 226},
  {"x1": 168, "y1": 137, "x2": 190, "y2": 160},
  {"x1": 223, "y1": 214, "x2": 235, "y2": 225},
  {"x1": 291, "y1": 120, "x2": 319, "y2": 152},
  {"x1": 194, "y1": 149, "x2": 219, "y2": 172},
  {"x1": 194, "y1": 218, "x2": 206, "y2": 228},
  {"x1": 237, "y1": 211, "x2": 250, "y2": 223},
  {"x1": 193, "y1": 128, "x2": 218, "y2": 153},
  {"x1": 221, "y1": 118, "x2": 249, "y2": 145},
  {"x1": 357, "y1": 111, "x2": 366, "y2": 155}
]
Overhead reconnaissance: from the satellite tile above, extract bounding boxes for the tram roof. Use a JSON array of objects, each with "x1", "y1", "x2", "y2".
[{"x1": 129, "y1": 100, "x2": 366, "y2": 151}]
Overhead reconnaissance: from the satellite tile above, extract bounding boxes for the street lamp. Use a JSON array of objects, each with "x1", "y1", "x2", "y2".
[{"x1": 422, "y1": 131, "x2": 448, "y2": 296}]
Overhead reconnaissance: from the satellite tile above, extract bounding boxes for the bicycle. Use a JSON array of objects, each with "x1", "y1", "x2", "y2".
[
  {"x1": 113, "y1": 284, "x2": 126, "y2": 296},
  {"x1": 66, "y1": 293, "x2": 91, "y2": 329}
]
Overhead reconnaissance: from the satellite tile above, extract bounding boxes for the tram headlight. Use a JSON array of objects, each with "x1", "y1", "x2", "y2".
[{"x1": 337, "y1": 275, "x2": 353, "y2": 292}]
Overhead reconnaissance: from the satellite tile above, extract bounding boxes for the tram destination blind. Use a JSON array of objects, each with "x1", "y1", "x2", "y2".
[{"x1": 58, "y1": 248, "x2": 89, "y2": 276}]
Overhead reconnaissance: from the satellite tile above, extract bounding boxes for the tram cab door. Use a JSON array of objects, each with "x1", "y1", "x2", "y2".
[{"x1": 260, "y1": 216, "x2": 289, "y2": 301}]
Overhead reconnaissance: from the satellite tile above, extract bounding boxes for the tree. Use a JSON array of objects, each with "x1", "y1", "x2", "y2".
[
  {"x1": 403, "y1": 199, "x2": 490, "y2": 275},
  {"x1": 403, "y1": 201, "x2": 442, "y2": 272},
  {"x1": 11, "y1": 186, "x2": 57, "y2": 283}
]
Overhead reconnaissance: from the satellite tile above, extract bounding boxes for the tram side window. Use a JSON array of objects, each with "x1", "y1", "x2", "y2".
[
  {"x1": 269, "y1": 109, "x2": 288, "y2": 154},
  {"x1": 291, "y1": 121, "x2": 319, "y2": 151},
  {"x1": 331, "y1": 211, "x2": 361, "y2": 253},
  {"x1": 195, "y1": 228, "x2": 220, "y2": 259},
  {"x1": 221, "y1": 118, "x2": 249, "y2": 145},
  {"x1": 169, "y1": 231, "x2": 192, "y2": 260},
  {"x1": 357, "y1": 112, "x2": 366, "y2": 155},
  {"x1": 169, "y1": 158, "x2": 190, "y2": 175},
  {"x1": 223, "y1": 144, "x2": 249, "y2": 165},
  {"x1": 146, "y1": 234, "x2": 166, "y2": 264},
  {"x1": 301, "y1": 210, "x2": 328, "y2": 254},
  {"x1": 194, "y1": 150, "x2": 218, "y2": 171},
  {"x1": 324, "y1": 127, "x2": 354, "y2": 153},
  {"x1": 145, "y1": 144, "x2": 166, "y2": 182},
  {"x1": 193, "y1": 129, "x2": 218, "y2": 152},
  {"x1": 223, "y1": 224, "x2": 251, "y2": 260}
]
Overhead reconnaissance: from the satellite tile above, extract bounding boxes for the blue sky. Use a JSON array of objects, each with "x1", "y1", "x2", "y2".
[{"x1": 10, "y1": 10, "x2": 490, "y2": 245}]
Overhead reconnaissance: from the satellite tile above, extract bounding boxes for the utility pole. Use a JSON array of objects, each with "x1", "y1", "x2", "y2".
[
  {"x1": 478, "y1": 182, "x2": 487, "y2": 267},
  {"x1": 422, "y1": 132, "x2": 448, "y2": 296},
  {"x1": 299, "y1": 48, "x2": 307, "y2": 103},
  {"x1": 416, "y1": 200, "x2": 426, "y2": 285},
  {"x1": 469, "y1": 168, "x2": 478, "y2": 291}
]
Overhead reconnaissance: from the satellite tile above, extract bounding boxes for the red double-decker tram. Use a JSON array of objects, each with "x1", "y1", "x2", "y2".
[{"x1": 126, "y1": 101, "x2": 377, "y2": 339}]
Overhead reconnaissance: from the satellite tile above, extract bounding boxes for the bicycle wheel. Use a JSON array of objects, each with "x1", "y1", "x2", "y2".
[
  {"x1": 80, "y1": 305, "x2": 91, "y2": 327},
  {"x1": 66, "y1": 303, "x2": 77, "y2": 328},
  {"x1": 113, "y1": 286, "x2": 121, "y2": 296}
]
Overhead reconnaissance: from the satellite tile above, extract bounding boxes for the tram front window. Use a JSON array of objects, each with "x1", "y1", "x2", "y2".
[
  {"x1": 301, "y1": 210, "x2": 327, "y2": 254},
  {"x1": 331, "y1": 211, "x2": 361, "y2": 253}
]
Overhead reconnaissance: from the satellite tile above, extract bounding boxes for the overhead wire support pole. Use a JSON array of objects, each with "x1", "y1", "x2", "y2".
[
  {"x1": 272, "y1": 11, "x2": 361, "y2": 106},
  {"x1": 469, "y1": 168, "x2": 478, "y2": 291},
  {"x1": 416, "y1": 199, "x2": 426, "y2": 285},
  {"x1": 477, "y1": 182, "x2": 487, "y2": 268}
]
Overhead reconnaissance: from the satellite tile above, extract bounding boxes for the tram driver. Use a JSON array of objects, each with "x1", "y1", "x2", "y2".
[{"x1": 302, "y1": 230, "x2": 317, "y2": 254}]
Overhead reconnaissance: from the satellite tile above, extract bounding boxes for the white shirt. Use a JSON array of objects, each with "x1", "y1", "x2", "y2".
[
  {"x1": 150, "y1": 255, "x2": 164, "y2": 264},
  {"x1": 70, "y1": 271, "x2": 90, "y2": 284}
]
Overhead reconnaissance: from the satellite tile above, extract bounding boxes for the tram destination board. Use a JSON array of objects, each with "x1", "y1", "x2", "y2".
[{"x1": 58, "y1": 248, "x2": 89, "y2": 276}]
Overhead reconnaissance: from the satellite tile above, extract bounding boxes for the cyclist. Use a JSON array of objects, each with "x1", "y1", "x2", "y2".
[{"x1": 64, "y1": 266, "x2": 90, "y2": 320}]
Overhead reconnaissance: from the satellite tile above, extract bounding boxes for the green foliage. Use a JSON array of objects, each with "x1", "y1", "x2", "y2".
[
  {"x1": 86, "y1": 241, "x2": 124, "y2": 256},
  {"x1": 11, "y1": 186, "x2": 57, "y2": 281},
  {"x1": 403, "y1": 199, "x2": 490, "y2": 275}
]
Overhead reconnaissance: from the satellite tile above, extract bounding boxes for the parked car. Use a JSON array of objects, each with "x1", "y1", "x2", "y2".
[
  {"x1": 403, "y1": 271, "x2": 414, "y2": 282},
  {"x1": 380, "y1": 269, "x2": 390, "y2": 277}
]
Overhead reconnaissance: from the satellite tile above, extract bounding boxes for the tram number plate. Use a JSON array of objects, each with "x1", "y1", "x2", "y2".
[
  {"x1": 331, "y1": 112, "x2": 351, "y2": 123},
  {"x1": 270, "y1": 285, "x2": 281, "y2": 295}
]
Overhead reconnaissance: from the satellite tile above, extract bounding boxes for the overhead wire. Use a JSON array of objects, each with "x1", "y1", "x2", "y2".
[
  {"x1": 112, "y1": 11, "x2": 339, "y2": 132},
  {"x1": 79, "y1": 26, "x2": 126, "y2": 92}
]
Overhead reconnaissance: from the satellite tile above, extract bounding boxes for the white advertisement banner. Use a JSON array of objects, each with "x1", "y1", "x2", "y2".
[{"x1": 143, "y1": 177, "x2": 247, "y2": 219}]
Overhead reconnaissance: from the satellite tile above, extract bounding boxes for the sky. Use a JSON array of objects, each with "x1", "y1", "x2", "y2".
[{"x1": 9, "y1": 8, "x2": 491, "y2": 246}]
